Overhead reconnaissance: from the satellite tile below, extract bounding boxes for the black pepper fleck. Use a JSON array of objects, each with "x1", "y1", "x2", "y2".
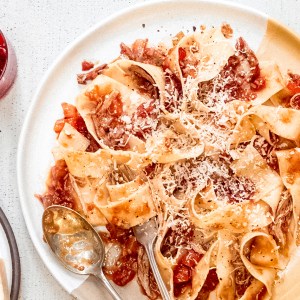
[{"x1": 142, "y1": 24, "x2": 145, "y2": 28}]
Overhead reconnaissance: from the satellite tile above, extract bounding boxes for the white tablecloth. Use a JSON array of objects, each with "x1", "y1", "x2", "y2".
[{"x1": 0, "y1": 0, "x2": 299, "y2": 299}]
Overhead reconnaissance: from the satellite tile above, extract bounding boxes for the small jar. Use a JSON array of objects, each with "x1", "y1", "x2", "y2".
[{"x1": 0, "y1": 31, "x2": 17, "y2": 98}]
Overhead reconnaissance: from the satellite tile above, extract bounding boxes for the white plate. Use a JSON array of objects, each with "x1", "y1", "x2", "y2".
[{"x1": 17, "y1": 1, "x2": 300, "y2": 299}]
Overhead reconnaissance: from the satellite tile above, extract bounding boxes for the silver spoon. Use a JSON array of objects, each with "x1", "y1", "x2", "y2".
[{"x1": 42, "y1": 205, "x2": 122, "y2": 300}]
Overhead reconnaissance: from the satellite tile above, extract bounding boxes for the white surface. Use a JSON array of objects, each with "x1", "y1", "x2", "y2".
[{"x1": 0, "y1": 0, "x2": 299, "y2": 299}]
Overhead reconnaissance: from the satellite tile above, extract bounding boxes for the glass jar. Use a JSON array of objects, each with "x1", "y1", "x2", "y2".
[{"x1": 0, "y1": 30, "x2": 17, "y2": 98}]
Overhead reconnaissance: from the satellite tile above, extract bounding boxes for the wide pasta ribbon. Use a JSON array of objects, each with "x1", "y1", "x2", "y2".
[
  {"x1": 276, "y1": 148, "x2": 300, "y2": 252},
  {"x1": 95, "y1": 180, "x2": 156, "y2": 229},
  {"x1": 69, "y1": 175, "x2": 107, "y2": 226},
  {"x1": 146, "y1": 128, "x2": 205, "y2": 164},
  {"x1": 102, "y1": 59, "x2": 165, "y2": 101},
  {"x1": 168, "y1": 27, "x2": 234, "y2": 84},
  {"x1": 240, "y1": 232, "x2": 279, "y2": 299},
  {"x1": 247, "y1": 106, "x2": 300, "y2": 143},
  {"x1": 57, "y1": 123, "x2": 91, "y2": 151},
  {"x1": 55, "y1": 148, "x2": 156, "y2": 228},
  {"x1": 215, "y1": 230, "x2": 236, "y2": 300},
  {"x1": 189, "y1": 185, "x2": 272, "y2": 233},
  {"x1": 231, "y1": 144, "x2": 284, "y2": 213},
  {"x1": 76, "y1": 74, "x2": 150, "y2": 151},
  {"x1": 276, "y1": 148, "x2": 300, "y2": 216}
]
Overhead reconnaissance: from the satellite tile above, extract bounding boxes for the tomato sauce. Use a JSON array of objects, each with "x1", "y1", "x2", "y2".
[
  {"x1": 101, "y1": 224, "x2": 140, "y2": 287},
  {"x1": 219, "y1": 37, "x2": 266, "y2": 102},
  {"x1": 173, "y1": 250, "x2": 203, "y2": 297},
  {"x1": 81, "y1": 60, "x2": 94, "y2": 71},
  {"x1": 37, "y1": 160, "x2": 77, "y2": 209},
  {"x1": 131, "y1": 99, "x2": 158, "y2": 139},
  {"x1": 0, "y1": 33, "x2": 7, "y2": 76},
  {"x1": 178, "y1": 46, "x2": 198, "y2": 78},
  {"x1": 54, "y1": 102, "x2": 100, "y2": 152},
  {"x1": 287, "y1": 73, "x2": 300, "y2": 95},
  {"x1": 178, "y1": 47, "x2": 187, "y2": 61},
  {"x1": 285, "y1": 73, "x2": 300, "y2": 110},
  {"x1": 257, "y1": 286, "x2": 267, "y2": 300},
  {"x1": 196, "y1": 269, "x2": 219, "y2": 299},
  {"x1": 90, "y1": 90, "x2": 131, "y2": 150},
  {"x1": 0, "y1": 31, "x2": 17, "y2": 98}
]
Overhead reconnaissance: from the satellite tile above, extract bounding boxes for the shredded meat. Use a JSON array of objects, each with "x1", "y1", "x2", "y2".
[
  {"x1": 131, "y1": 99, "x2": 159, "y2": 139},
  {"x1": 253, "y1": 135, "x2": 280, "y2": 172},
  {"x1": 269, "y1": 190, "x2": 293, "y2": 245},
  {"x1": 163, "y1": 69, "x2": 183, "y2": 113},
  {"x1": 137, "y1": 247, "x2": 160, "y2": 299},
  {"x1": 91, "y1": 90, "x2": 129, "y2": 150},
  {"x1": 209, "y1": 156, "x2": 255, "y2": 203},
  {"x1": 120, "y1": 39, "x2": 166, "y2": 67},
  {"x1": 221, "y1": 22, "x2": 233, "y2": 38},
  {"x1": 77, "y1": 63, "x2": 107, "y2": 84},
  {"x1": 36, "y1": 160, "x2": 77, "y2": 209},
  {"x1": 290, "y1": 93, "x2": 300, "y2": 109},
  {"x1": 161, "y1": 219, "x2": 195, "y2": 258},
  {"x1": 128, "y1": 65, "x2": 159, "y2": 99},
  {"x1": 101, "y1": 224, "x2": 140, "y2": 286},
  {"x1": 199, "y1": 37, "x2": 266, "y2": 104},
  {"x1": 212, "y1": 175, "x2": 255, "y2": 203}
]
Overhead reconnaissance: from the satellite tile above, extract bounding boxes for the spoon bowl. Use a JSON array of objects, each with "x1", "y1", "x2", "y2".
[{"x1": 42, "y1": 205, "x2": 122, "y2": 300}]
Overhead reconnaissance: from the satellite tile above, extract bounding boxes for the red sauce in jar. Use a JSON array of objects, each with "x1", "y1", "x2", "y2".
[
  {"x1": 0, "y1": 33, "x2": 7, "y2": 76},
  {"x1": 0, "y1": 31, "x2": 17, "y2": 98}
]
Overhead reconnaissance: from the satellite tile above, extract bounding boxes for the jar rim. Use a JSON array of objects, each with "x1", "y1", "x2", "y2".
[{"x1": 0, "y1": 30, "x2": 9, "y2": 81}]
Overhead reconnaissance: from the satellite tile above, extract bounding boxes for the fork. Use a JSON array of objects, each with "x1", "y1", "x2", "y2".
[
  {"x1": 133, "y1": 218, "x2": 171, "y2": 300},
  {"x1": 115, "y1": 165, "x2": 171, "y2": 300}
]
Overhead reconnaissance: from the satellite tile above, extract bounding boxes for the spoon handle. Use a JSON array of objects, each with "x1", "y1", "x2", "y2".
[
  {"x1": 145, "y1": 243, "x2": 171, "y2": 300},
  {"x1": 95, "y1": 269, "x2": 122, "y2": 300}
]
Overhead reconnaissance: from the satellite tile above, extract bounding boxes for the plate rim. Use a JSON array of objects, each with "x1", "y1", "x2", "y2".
[
  {"x1": 16, "y1": 0, "x2": 300, "y2": 297},
  {"x1": 0, "y1": 208, "x2": 21, "y2": 300}
]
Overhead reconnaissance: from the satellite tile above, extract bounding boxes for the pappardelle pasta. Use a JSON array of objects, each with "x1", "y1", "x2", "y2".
[{"x1": 37, "y1": 24, "x2": 300, "y2": 299}]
